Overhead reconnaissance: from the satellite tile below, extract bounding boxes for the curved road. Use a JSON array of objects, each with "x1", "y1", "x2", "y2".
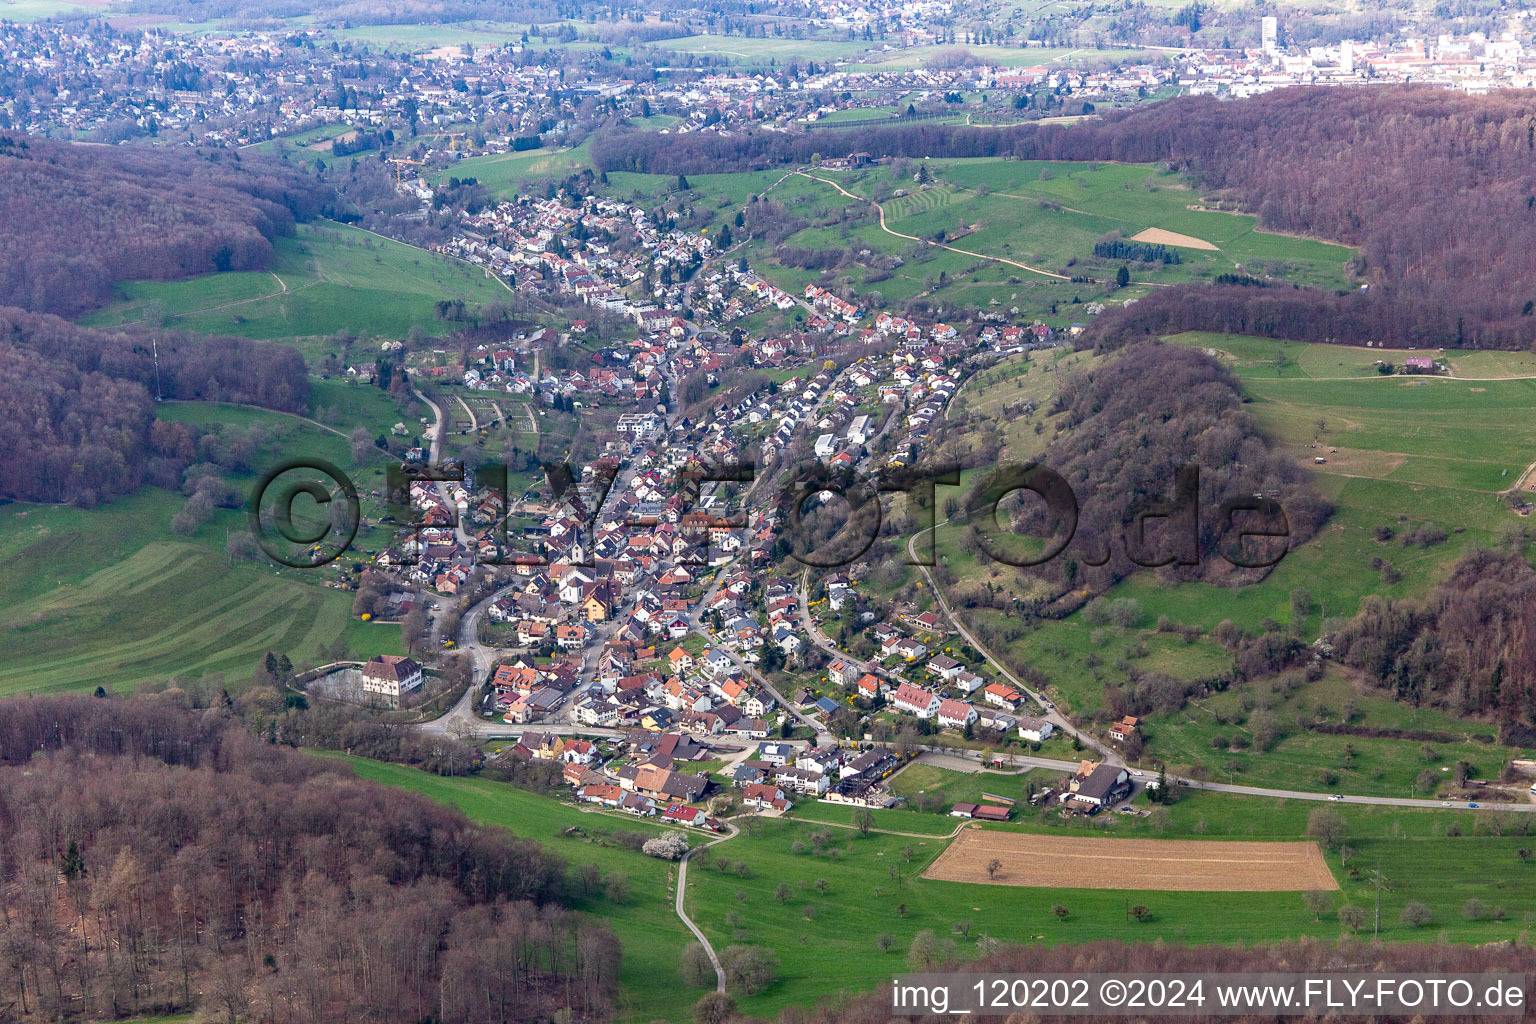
[
  {"x1": 901, "y1": 520, "x2": 1118, "y2": 763},
  {"x1": 796, "y1": 171, "x2": 1071, "y2": 282},
  {"x1": 675, "y1": 822, "x2": 739, "y2": 992}
]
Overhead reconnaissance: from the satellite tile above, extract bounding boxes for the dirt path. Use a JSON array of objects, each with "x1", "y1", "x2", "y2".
[
  {"x1": 803, "y1": 814, "x2": 971, "y2": 841},
  {"x1": 156, "y1": 399, "x2": 397, "y2": 457},
  {"x1": 796, "y1": 172, "x2": 1071, "y2": 281},
  {"x1": 1508, "y1": 456, "x2": 1536, "y2": 494},
  {"x1": 108, "y1": 271, "x2": 299, "y2": 328},
  {"x1": 676, "y1": 823, "x2": 738, "y2": 992}
]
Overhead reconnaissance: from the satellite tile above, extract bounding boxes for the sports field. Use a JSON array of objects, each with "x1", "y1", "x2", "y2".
[{"x1": 926, "y1": 828, "x2": 1339, "y2": 891}]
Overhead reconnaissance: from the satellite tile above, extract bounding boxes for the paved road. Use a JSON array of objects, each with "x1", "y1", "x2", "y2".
[
  {"x1": 794, "y1": 569, "x2": 906, "y2": 696},
  {"x1": 418, "y1": 580, "x2": 525, "y2": 737},
  {"x1": 905, "y1": 521, "x2": 1119, "y2": 765},
  {"x1": 410, "y1": 385, "x2": 475, "y2": 548},
  {"x1": 1184, "y1": 778, "x2": 1536, "y2": 811},
  {"x1": 688, "y1": 611, "x2": 827, "y2": 737}
]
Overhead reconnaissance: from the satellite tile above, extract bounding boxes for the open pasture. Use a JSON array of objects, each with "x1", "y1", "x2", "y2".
[
  {"x1": 79, "y1": 221, "x2": 508, "y2": 350},
  {"x1": 738, "y1": 161, "x2": 1352, "y2": 319},
  {"x1": 1168, "y1": 331, "x2": 1536, "y2": 380},
  {"x1": 441, "y1": 140, "x2": 595, "y2": 195},
  {"x1": 0, "y1": 492, "x2": 399, "y2": 697},
  {"x1": 650, "y1": 34, "x2": 872, "y2": 61}
]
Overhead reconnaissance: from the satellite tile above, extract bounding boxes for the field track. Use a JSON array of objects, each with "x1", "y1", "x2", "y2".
[
  {"x1": 795, "y1": 172, "x2": 1072, "y2": 281},
  {"x1": 924, "y1": 828, "x2": 1338, "y2": 892}
]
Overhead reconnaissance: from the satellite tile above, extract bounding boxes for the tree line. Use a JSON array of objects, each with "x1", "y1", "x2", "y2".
[
  {"x1": 974, "y1": 343, "x2": 1331, "y2": 608},
  {"x1": 0, "y1": 306, "x2": 307, "y2": 504},
  {"x1": 595, "y1": 87, "x2": 1536, "y2": 349},
  {"x1": 0, "y1": 133, "x2": 328, "y2": 316},
  {"x1": 0, "y1": 695, "x2": 621, "y2": 1023},
  {"x1": 1333, "y1": 546, "x2": 1536, "y2": 727},
  {"x1": 779, "y1": 935, "x2": 1535, "y2": 1024}
]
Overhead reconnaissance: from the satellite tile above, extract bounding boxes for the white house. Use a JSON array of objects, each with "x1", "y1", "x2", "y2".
[
  {"x1": 936, "y1": 698, "x2": 977, "y2": 730},
  {"x1": 1016, "y1": 715, "x2": 1055, "y2": 743},
  {"x1": 360, "y1": 655, "x2": 424, "y2": 705},
  {"x1": 891, "y1": 682, "x2": 941, "y2": 718}
]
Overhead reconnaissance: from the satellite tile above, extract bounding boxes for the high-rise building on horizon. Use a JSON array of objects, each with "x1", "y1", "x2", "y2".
[{"x1": 1261, "y1": 16, "x2": 1278, "y2": 53}]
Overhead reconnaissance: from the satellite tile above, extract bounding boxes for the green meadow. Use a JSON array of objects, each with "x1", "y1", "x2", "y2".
[
  {"x1": 577, "y1": 158, "x2": 1348, "y2": 325},
  {"x1": 330, "y1": 755, "x2": 699, "y2": 1023},
  {"x1": 844, "y1": 45, "x2": 1151, "y2": 71},
  {"x1": 306, "y1": 376, "x2": 423, "y2": 442},
  {"x1": 79, "y1": 221, "x2": 509, "y2": 353},
  {"x1": 0, "y1": 403, "x2": 407, "y2": 698},
  {"x1": 745, "y1": 160, "x2": 1349, "y2": 321},
  {"x1": 0, "y1": 491, "x2": 400, "y2": 697},
  {"x1": 0, "y1": 0, "x2": 101, "y2": 20},
  {"x1": 338, "y1": 755, "x2": 1536, "y2": 1023},
  {"x1": 858, "y1": 160, "x2": 1351, "y2": 289},
  {"x1": 890, "y1": 763, "x2": 1059, "y2": 809},
  {"x1": 922, "y1": 332, "x2": 1533, "y2": 791},
  {"x1": 443, "y1": 140, "x2": 596, "y2": 196},
  {"x1": 330, "y1": 21, "x2": 532, "y2": 48},
  {"x1": 244, "y1": 124, "x2": 354, "y2": 165},
  {"x1": 687, "y1": 811, "x2": 1535, "y2": 1018},
  {"x1": 649, "y1": 34, "x2": 874, "y2": 61}
]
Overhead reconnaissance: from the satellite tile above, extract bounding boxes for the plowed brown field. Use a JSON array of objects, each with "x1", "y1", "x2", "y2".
[
  {"x1": 924, "y1": 828, "x2": 1338, "y2": 891},
  {"x1": 1130, "y1": 227, "x2": 1219, "y2": 251}
]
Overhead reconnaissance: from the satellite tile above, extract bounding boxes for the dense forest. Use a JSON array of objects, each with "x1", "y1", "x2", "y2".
[
  {"x1": 595, "y1": 88, "x2": 1536, "y2": 349},
  {"x1": 0, "y1": 306, "x2": 308, "y2": 504},
  {"x1": 0, "y1": 697, "x2": 619, "y2": 1024},
  {"x1": 0, "y1": 134, "x2": 327, "y2": 316},
  {"x1": 963, "y1": 343, "x2": 1330, "y2": 607},
  {"x1": 1333, "y1": 547, "x2": 1536, "y2": 728}
]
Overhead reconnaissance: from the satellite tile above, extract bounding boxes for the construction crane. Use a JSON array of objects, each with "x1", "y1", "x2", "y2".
[{"x1": 390, "y1": 157, "x2": 425, "y2": 184}]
